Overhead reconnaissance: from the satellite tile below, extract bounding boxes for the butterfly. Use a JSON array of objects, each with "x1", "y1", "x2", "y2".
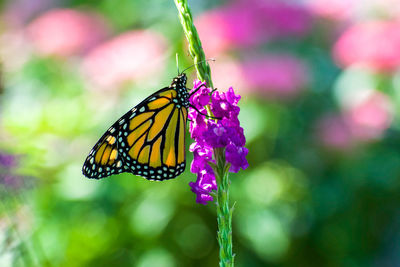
[{"x1": 82, "y1": 73, "x2": 194, "y2": 181}]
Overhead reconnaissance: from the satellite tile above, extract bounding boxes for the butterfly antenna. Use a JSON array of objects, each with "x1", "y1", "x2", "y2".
[
  {"x1": 176, "y1": 53, "x2": 180, "y2": 75},
  {"x1": 180, "y1": 58, "x2": 215, "y2": 74}
]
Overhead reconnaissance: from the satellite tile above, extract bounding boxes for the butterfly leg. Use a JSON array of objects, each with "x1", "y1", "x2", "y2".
[
  {"x1": 188, "y1": 84, "x2": 208, "y2": 98},
  {"x1": 188, "y1": 104, "x2": 221, "y2": 120}
]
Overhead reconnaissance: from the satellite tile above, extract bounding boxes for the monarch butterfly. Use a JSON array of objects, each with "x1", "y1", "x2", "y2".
[{"x1": 82, "y1": 73, "x2": 194, "y2": 181}]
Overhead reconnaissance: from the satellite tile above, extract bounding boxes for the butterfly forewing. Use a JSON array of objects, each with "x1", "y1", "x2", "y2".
[{"x1": 82, "y1": 74, "x2": 189, "y2": 181}]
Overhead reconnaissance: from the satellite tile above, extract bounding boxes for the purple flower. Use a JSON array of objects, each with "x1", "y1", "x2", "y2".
[
  {"x1": 0, "y1": 173, "x2": 23, "y2": 189},
  {"x1": 188, "y1": 109, "x2": 208, "y2": 139},
  {"x1": 190, "y1": 80, "x2": 211, "y2": 108},
  {"x1": 188, "y1": 80, "x2": 248, "y2": 204},
  {"x1": 0, "y1": 153, "x2": 17, "y2": 168},
  {"x1": 211, "y1": 87, "x2": 241, "y2": 121},
  {"x1": 189, "y1": 142, "x2": 213, "y2": 173},
  {"x1": 0, "y1": 152, "x2": 32, "y2": 191},
  {"x1": 226, "y1": 144, "x2": 249, "y2": 173},
  {"x1": 202, "y1": 123, "x2": 230, "y2": 148}
]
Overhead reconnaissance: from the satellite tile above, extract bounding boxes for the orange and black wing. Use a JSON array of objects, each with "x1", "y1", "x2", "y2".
[{"x1": 82, "y1": 87, "x2": 188, "y2": 180}]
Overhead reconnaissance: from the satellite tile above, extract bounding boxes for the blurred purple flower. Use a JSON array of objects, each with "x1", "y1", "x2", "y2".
[
  {"x1": 0, "y1": 174, "x2": 23, "y2": 189},
  {"x1": 82, "y1": 30, "x2": 168, "y2": 90},
  {"x1": 196, "y1": 0, "x2": 312, "y2": 55},
  {"x1": 27, "y1": 8, "x2": 109, "y2": 57},
  {"x1": 4, "y1": 0, "x2": 53, "y2": 26},
  {"x1": 241, "y1": 54, "x2": 309, "y2": 99},
  {"x1": 188, "y1": 81, "x2": 248, "y2": 204},
  {"x1": 0, "y1": 152, "x2": 30, "y2": 191},
  {"x1": 252, "y1": 0, "x2": 312, "y2": 38},
  {"x1": 0, "y1": 154, "x2": 17, "y2": 169}
]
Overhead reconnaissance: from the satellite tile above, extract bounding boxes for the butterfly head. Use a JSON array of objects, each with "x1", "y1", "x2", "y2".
[
  {"x1": 172, "y1": 73, "x2": 187, "y2": 87},
  {"x1": 170, "y1": 73, "x2": 189, "y2": 107}
]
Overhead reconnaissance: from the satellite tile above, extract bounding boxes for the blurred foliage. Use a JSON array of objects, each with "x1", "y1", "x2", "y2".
[{"x1": 1, "y1": 0, "x2": 400, "y2": 266}]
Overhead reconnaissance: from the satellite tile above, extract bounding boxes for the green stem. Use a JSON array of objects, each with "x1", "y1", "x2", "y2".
[
  {"x1": 214, "y1": 148, "x2": 234, "y2": 267},
  {"x1": 173, "y1": 0, "x2": 213, "y2": 88},
  {"x1": 173, "y1": 1, "x2": 234, "y2": 266}
]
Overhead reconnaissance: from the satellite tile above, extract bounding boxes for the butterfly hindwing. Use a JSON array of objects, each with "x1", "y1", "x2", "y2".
[
  {"x1": 82, "y1": 123, "x2": 124, "y2": 179},
  {"x1": 82, "y1": 74, "x2": 189, "y2": 181}
]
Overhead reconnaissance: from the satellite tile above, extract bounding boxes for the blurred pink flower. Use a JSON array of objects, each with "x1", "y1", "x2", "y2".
[
  {"x1": 333, "y1": 20, "x2": 400, "y2": 72},
  {"x1": 307, "y1": 0, "x2": 400, "y2": 22},
  {"x1": 345, "y1": 91, "x2": 394, "y2": 140},
  {"x1": 195, "y1": 9, "x2": 253, "y2": 57},
  {"x1": 241, "y1": 54, "x2": 309, "y2": 99},
  {"x1": 196, "y1": 0, "x2": 312, "y2": 55},
  {"x1": 211, "y1": 57, "x2": 246, "y2": 92},
  {"x1": 82, "y1": 30, "x2": 168, "y2": 89},
  {"x1": 318, "y1": 92, "x2": 393, "y2": 149},
  {"x1": 306, "y1": 0, "x2": 357, "y2": 21},
  {"x1": 27, "y1": 8, "x2": 108, "y2": 57},
  {"x1": 317, "y1": 114, "x2": 353, "y2": 150}
]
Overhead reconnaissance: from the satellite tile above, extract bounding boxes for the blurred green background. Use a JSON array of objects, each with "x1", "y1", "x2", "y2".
[{"x1": 1, "y1": 0, "x2": 400, "y2": 266}]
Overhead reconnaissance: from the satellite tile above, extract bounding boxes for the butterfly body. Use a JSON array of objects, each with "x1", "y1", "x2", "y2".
[{"x1": 82, "y1": 74, "x2": 189, "y2": 181}]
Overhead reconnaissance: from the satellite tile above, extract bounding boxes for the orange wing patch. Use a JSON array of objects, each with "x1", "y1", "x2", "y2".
[
  {"x1": 92, "y1": 134, "x2": 119, "y2": 167},
  {"x1": 158, "y1": 89, "x2": 177, "y2": 99},
  {"x1": 147, "y1": 104, "x2": 174, "y2": 141},
  {"x1": 178, "y1": 109, "x2": 187, "y2": 164},
  {"x1": 163, "y1": 108, "x2": 179, "y2": 166},
  {"x1": 127, "y1": 120, "x2": 152, "y2": 146},
  {"x1": 129, "y1": 112, "x2": 154, "y2": 130},
  {"x1": 147, "y1": 97, "x2": 170, "y2": 110},
  {"x1": 129, "y1": 134, "x2": 146, "y2": 159},
  {"x1": 149, "y1": 136, "x2": 162, "y2": 168},
  {"x1": 138, "y1": 145, "x2": 151, "y2": 164}
]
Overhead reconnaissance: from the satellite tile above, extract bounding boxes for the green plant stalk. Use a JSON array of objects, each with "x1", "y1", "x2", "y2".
[
  {"x1": 173, "y1": 0, "x2": 213, "y2": 88},
  {"x1": 174, "y1": 0, "x2": 234, "y2": 266},
  {"x1": 213, "y1": 148, "x2": 234, "y2": 267}
]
